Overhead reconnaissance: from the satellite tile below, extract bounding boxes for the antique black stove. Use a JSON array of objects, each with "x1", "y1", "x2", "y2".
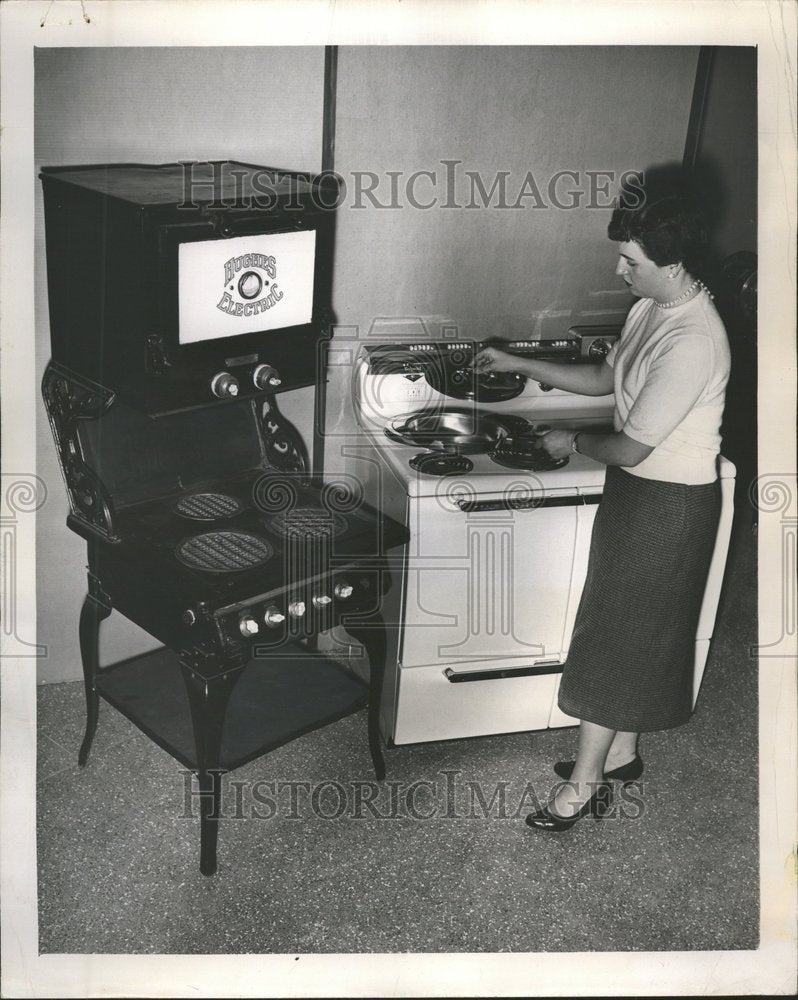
[{"x1": 40, "y1": 161, "x2": 408, "y2": 875}]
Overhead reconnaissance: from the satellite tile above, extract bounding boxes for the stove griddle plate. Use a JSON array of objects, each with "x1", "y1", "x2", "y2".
[
  {"x1": 266, "y1": 507, "x2": 349, "y2": 539},
  {"x1": 110, "y1": 473, "x2": 409, "y2": 609},
  {"x1": 175, "y1": 530, "x2": 274, "y2": 573},
  {"x1": 174, "y1": 492, "x2": 244, "y2": 521}
]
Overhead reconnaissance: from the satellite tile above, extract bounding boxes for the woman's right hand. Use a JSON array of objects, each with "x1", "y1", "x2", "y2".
[{"x1": 471, "y1": 346, "x2": 522, "y2": 374}]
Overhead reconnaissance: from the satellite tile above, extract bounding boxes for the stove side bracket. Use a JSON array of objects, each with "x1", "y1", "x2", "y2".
[
  {"x1": 257, "y1": 394, "x2": 310, "y2": 476},
  {"x1": 41, "y1": 362, "x2": 120, "y2": 543}
]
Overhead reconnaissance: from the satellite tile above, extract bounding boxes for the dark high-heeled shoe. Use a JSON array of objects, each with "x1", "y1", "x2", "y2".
[
  {"x1": 525, "y1": 782, "x2": 613, "y2": 831},
  {"x1": 554, "y1": 754, "x2": 644, "y2": 783}
]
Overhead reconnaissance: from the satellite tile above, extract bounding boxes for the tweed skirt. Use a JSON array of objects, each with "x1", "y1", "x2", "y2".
[{"x1": 557, "y1": 465, "x2": 721, "y2": 732}]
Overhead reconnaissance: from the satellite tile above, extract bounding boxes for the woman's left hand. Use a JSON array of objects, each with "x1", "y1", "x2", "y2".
[{"x1": 536, "y1": 429, "x2": 574, "y2": 459}]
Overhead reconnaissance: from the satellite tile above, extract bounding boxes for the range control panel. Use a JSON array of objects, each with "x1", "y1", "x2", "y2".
[
  {"x1": 181, "y1": 570, "x2": 384, "y2": 652},
  {"x1": 363, "y1": 327, "x2": 620, "y2": 374}
]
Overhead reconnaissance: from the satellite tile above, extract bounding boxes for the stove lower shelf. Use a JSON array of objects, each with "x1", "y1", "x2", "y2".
[{"x1": 96, "y1": 644, "x2": 368, "y2": 772}]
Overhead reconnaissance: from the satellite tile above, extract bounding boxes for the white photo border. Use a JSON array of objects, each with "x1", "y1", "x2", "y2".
[{"x1": 1, "y1": 1, "x2": 795, "y2": 997}]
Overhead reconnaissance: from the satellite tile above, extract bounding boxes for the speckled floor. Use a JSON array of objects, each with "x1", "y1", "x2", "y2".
[{"x1": 37, "y1": 507, "x2": 758, "y2": 954}]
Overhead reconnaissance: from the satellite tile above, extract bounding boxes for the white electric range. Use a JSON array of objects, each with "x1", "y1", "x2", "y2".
[{"x1": 350, "y1": 331, "x2": 735, "y2": 745}]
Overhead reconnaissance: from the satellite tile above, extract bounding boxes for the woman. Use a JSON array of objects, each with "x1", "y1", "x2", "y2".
[{"x1": 472, "y1": 177, "x2": 730, "y2": 831}]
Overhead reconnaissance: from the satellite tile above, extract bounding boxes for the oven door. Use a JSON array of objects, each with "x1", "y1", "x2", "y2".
[{"x1": 392, "y1": 488, "x2": 599, "y2": 742}]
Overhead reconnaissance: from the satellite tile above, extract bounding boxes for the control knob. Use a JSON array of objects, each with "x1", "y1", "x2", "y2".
[
  {"x1": 253, "y1": 364, "x2": 282, "y2": 390},
  {"x1": 238, "y1": 615, "x2": 259, "y2": 636},
  {"x1": 334, "y1": 581, "x2": 354, "y2": 600},
  {"x1": 263, "y1": 605, "x2": 286, "y2": 628},
  {"x1": 288, "y1": 600, "x2": 306, "y2": 618},
  {"x1": 312, "y1": 593, "x2": 332, "y2": 608},
  {"x1": 211, "y1": 372, "x2": 240, "y2": 399},
  {"x1": 588, "y1": 339, "x2": 610, "y2": 360}
]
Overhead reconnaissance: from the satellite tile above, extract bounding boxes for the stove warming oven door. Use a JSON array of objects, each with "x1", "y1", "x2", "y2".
[{"x1": 389, "y1": 486, "x2": 600, "y2": 744}]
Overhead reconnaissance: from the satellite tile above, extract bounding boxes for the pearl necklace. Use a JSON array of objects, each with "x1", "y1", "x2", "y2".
[{"x1": 655, "y1": 278, "x2": 713, "y2": 309}]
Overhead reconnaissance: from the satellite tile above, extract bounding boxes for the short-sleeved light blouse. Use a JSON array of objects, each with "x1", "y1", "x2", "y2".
[{"x1": 606, "y1": 292, "x2": 731, "y2": 485}]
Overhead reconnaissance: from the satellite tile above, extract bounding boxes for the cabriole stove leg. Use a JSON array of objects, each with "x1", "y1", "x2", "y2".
[{"x1": 78, "y1": 591, "x2": 111, "y2": 766}]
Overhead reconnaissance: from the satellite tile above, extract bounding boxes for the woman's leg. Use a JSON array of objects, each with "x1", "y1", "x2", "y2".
[
  {"x1": 551, "y1": 720, "x2": 615, "y2": 817},
  {"x1": 606, "y1": 730, "x2": 639, "y2": 769}
]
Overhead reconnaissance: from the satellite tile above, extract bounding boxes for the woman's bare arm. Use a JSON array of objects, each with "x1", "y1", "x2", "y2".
[
  {"x1": 471, "y1": 347, "x2": 614, "y2": 396},
  {"x1": 539, "y1": 428, "x2": 654, "y2": 466}
]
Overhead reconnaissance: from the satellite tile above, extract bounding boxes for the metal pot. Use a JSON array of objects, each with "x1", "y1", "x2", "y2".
[{"x1": 385, "y1": 408, "x2": 525, "y2": 454}]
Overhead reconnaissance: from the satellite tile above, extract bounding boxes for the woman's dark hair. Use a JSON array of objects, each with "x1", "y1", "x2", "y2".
[{"x1": 608, "y1": 168, "x2": 710, "y2": 274}]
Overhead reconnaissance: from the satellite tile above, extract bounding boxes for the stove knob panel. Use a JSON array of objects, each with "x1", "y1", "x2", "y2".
[
  {"x1": 288, "y1": 600, "x2": 306, "y2": 618},
  {"x1": 211, "y1": 372, "x2": 240, "y2": 398},
  {"x1": 238, "y1": 615, "x2": 259, "y2": 636},
  {"x1": 253, "y1": 364, "x2": 282, "y2": 390},
  {"x1": 263, "y1": 605, "x2": 286, "y2": 628},
  {"x1": 334, "y1": 581, "x2": 354, "y2": 600}
]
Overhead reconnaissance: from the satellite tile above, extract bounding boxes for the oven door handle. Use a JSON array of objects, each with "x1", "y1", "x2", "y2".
[
  {"x1": 454, "y1": 494, "x2": 600, "y2": 512},
  {"x1": 444, "y1": 662, "x2": 562, "y2": 682}
]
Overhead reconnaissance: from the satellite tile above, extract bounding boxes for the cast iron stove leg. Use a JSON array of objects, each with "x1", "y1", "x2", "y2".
[
  {"x1": 78, "y1": 592, "x2": 111, "y2": 766},
  {"x1": 179, "y1": 662, "x2": 242, "y2": 876},
  {"x1": 347, "y1": 613, "x2": 388, "y2": 781}
]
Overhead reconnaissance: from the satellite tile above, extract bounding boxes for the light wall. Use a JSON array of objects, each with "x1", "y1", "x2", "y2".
[
  {"x1": 36, "y1": 45, "x2": 700, "y2": 682},
  {"x1": 324, "y1": 46, "x2": 699, "y2": 464},
  {"x1": 334, "y1": 47, "x2": 698, "y2": 328}
]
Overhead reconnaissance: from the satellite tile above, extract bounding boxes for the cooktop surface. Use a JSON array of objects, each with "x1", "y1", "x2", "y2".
[
  {"x1": 367, "y1": 412, "x2": 611, "y2": 498},
  {"x1": 111, "y1": 473, "x2": 406, "y2": 606}
]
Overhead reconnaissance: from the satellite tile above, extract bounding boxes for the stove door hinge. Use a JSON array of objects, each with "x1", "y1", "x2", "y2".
[
  {"x1": 213, "y1": 617, "x2": 243, "y2": 651},
  {"x1": 86, "y1": 572, "x2": 112, "y2": 612},
  {"x1": 146, "y1": 333, "x2": 172, "y2": 373},
  {"x1": 200, "y1": 206, "x2": 232, "y2": 237},
  {"x1": 201, "y1": 205, "x2": 279, "y2": 239}
]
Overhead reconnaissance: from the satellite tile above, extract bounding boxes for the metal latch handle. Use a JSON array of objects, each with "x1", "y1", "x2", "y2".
[
  {"x1": 444, "y1": 661, "x2": 562, "y2": 683},
  {"x1": 455, "y1": 494, "x2": 601, "y2": 513}
]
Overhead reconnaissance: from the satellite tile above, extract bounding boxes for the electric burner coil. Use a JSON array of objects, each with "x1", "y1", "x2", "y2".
[
  {"x1": 409, "y1": 452, "x2": 474, "y2": 476},
  {"x1": 424, "y1": 364, "x2": 527, "y2": 402}
]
